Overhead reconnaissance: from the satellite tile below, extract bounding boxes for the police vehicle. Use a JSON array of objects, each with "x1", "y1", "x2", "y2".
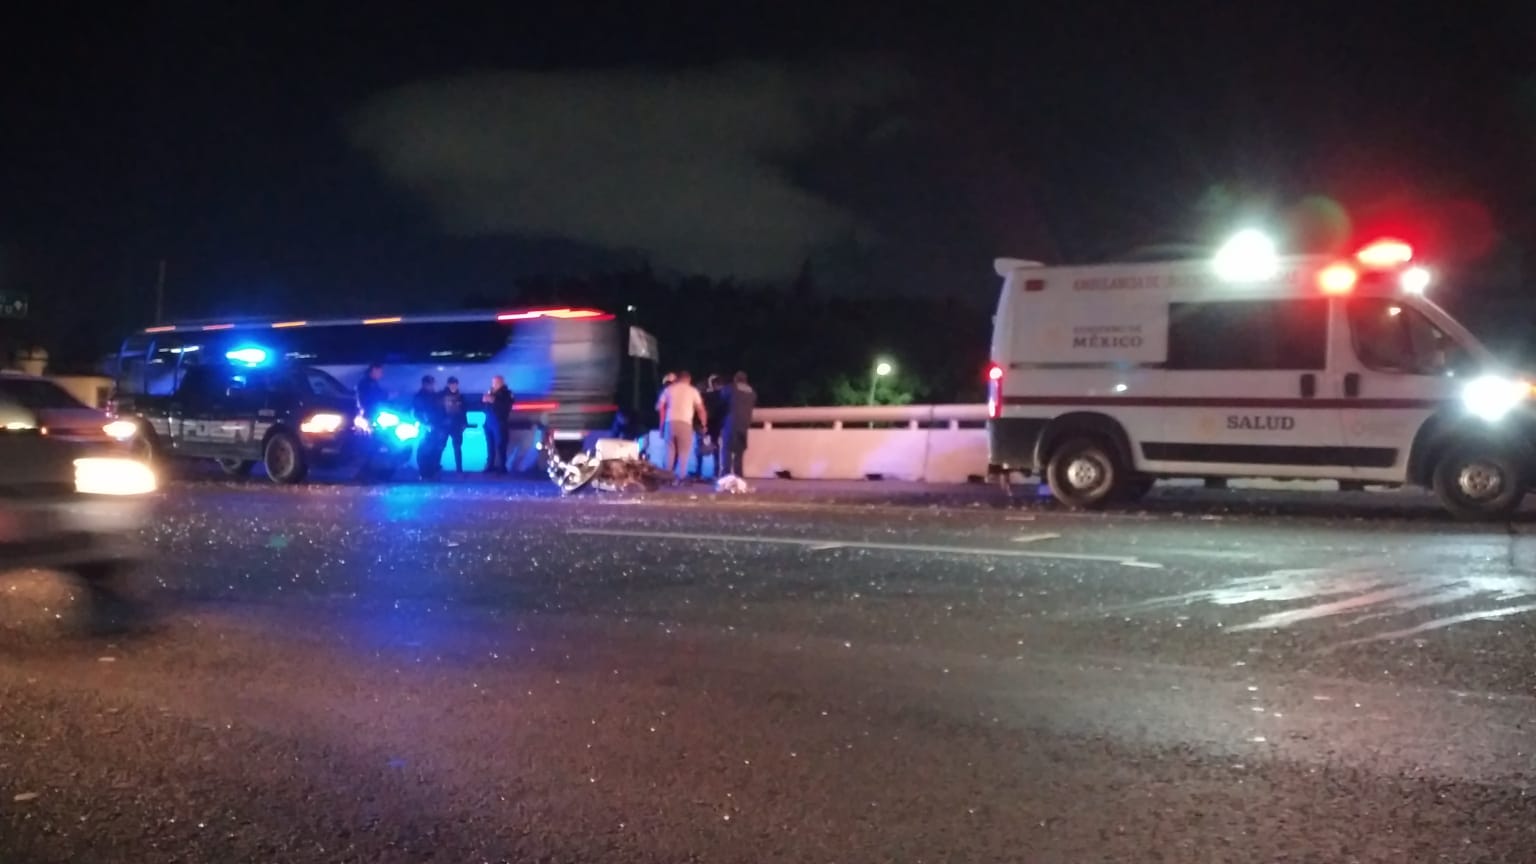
[
  {"x1": 110, "y1": 346, "x2": 418, "y2": 483},
  {"x1": 988, "y1": 232, "x2": 1533, "y2": 519}
]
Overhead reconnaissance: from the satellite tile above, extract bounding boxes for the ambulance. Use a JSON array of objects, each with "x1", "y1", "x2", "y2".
[{"x1": 986, "y1": 231, "x2": 1534, "y2": 518}]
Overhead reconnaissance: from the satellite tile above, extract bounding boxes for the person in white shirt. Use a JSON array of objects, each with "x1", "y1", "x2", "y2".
[{"x1": 655, "y1": 371, "x2": 707, "y2": 482}]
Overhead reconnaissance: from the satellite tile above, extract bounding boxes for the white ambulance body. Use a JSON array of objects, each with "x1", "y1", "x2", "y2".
[{"x1": 986, "y1": 236, "x2": 1536, "y2": 518}]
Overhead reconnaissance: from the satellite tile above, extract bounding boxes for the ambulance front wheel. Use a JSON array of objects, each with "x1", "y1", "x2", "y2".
[
  {"x1": 1432, "y1": 443, "x2": 1526, "y2": 520},
  {"x1": 1045, "y1": 437, "x2": 1124, "y2": 510}
]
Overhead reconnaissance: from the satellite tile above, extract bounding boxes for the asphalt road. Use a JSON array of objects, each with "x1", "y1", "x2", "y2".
[{"x1": 4, "y1": 476, "x2": 1536, "y2": 862}]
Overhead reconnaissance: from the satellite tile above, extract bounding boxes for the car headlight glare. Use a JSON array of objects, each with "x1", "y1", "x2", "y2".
[
  {"x1": 300, "y1": 412, "x2": 346, "y2": 434},
  {"x1": 1462, "y1": 375, "x2": 1532, "y2": 422},
  {"x1": 74, "y1": 458, "x2": 157, "y2": 496},
  {"x1": 102, "y1": 420, "x2": 138, "y2": 441}
]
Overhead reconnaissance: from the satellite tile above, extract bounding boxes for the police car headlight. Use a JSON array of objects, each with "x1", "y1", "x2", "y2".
[
  {"x1": 1462, "y1": 375, "x2": 1532, "y2": 422},
  {"x1": 353, "y1": 413, "x2": 372, "y2": 433},
  {"x1": 300, "y1": 412, "x2": 346, "y2": 434},
  {"x1": 102, "y1": 419, "x2": 138, "y2": 441},
  {"x1": 375, "y1": 411, "x2": 401, "y2": 429},
  {"x1": 74, "y1": 458, "x2": 157, "y2": 496},
  {"x1": 393, "y1": 422, "x2": 419, "y2": 442}
]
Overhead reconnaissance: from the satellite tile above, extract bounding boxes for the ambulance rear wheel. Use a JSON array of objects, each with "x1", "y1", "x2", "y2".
[
  {"x1": 1045, "y1": 437, "x2": 1122, "y2": 510},
  {"x1": 1432, "y1": 443, "x2": 1525, "y2": 520}
]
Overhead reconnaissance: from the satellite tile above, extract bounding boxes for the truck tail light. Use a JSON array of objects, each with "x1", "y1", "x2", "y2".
[{"x1": 987, "y1": 363, "x2": 1004, "y2": 419}]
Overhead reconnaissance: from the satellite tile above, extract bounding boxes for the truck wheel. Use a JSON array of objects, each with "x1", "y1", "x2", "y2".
[
  {"x1": 1045, "y1": 436, "x2": 1123, "y2": 510},
  {"x1": 217, "y1": 458, "x2": 255, "y2": 477},
  {"x1": 1433, "y1": 443, "x2": 1525, "y2": 520},
  {"x1": 263, "y1": 432, "x2": 309, "y2": 484}
]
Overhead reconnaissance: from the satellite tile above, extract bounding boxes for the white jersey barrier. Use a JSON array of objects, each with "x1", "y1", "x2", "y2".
[{"x1": 644, "y1": 404, "x2": 990, "y2": 482}]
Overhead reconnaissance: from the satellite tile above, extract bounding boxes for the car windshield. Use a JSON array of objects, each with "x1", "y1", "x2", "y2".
[
  {"x1": 0, "y1": 378, "x2": 89, "y2": 410},
  {"x1": 301, "y1": 367, "x2": 352, "y2": 398}
]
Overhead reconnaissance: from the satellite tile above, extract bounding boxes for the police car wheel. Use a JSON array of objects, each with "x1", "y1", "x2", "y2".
[
  {"x1": 1046, "y1": 437, "x2": 1121, "y2": 509},
  {"x1": 1432, "y1": 444, "x2": 1525, "y2": 520},
  {"x1": 263, "y1": 432, "x2": 309, "y2": 485},
  {"x1": 217, "y1": 458, "x2": 255, "y2": 477}
]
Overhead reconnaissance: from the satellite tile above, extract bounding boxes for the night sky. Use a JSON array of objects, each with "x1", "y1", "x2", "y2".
[{"x1": 4, "y1": 3, "x2": 1536, "y2": 362}]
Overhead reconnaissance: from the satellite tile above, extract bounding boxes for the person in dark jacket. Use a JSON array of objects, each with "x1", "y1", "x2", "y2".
[
  {"x1": 693, "y1": 374, "x2": 727, "y2": 478},
  {"x1": 412, "y1": 375, "x2": 446, "y2": 480},
  {"x1": 440, "y1": 376, "x2": 469, "y2": 473},
  {"x1": 481, "y1": 375, "x2": 514, "y2": 473},
  {"x1": 718, "y1": 371, "x2": 756, "y2": 478},
  {"x1": 357, "y1": 363, "x2": 387, "y2": 418}
]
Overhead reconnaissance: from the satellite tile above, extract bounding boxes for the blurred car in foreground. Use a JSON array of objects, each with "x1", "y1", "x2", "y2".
[
  {"x1": 0, "y1": 370, "x2": 137, "y2": 446},
  {"x1": 0, "y1": 394, "x2": 155, "y2": 592}
]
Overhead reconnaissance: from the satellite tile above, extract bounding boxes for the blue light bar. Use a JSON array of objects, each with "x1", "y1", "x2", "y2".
[{"x1": 225, "y1": 347, "x2": 269, "y2": 365}]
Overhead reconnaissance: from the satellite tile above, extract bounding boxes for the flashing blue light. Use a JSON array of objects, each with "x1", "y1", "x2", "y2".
[
  {"x1": 376, "y1": 411, "x2": 401, "y2": 428},
  {"x1": 394, "y1": 422, "x2": 420, "y2": 442},
  {"x1": 225, "y1": 346, "x2": 269, "y2": 365}
]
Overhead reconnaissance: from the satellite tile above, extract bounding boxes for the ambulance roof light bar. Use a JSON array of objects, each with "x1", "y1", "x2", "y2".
[{"x1": 1355, "y1": 238, "x2": 1413, "y2": 269}]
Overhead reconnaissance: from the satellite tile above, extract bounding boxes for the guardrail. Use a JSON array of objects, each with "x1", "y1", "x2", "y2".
[
  {"x1": 730, "y1": 404, "x2": 989, "y2": 482},
  {"x1": 752, "y1": 404, "x2": 988, "y2": 429}
]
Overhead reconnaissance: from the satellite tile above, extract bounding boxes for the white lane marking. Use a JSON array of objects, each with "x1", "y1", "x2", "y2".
[
  {"x1": 1333, "y1": 602, "x2": 1536, "y2": 648},
  {"x1": 567, "y1": 528, "x2": 1162, "y2": 567},
  {"x1": 1011, "y1": 533, "x2": 1061, "y2": 544},
  {"x1": 808, "y1": 543, "x2": 846, "y2": 552}
]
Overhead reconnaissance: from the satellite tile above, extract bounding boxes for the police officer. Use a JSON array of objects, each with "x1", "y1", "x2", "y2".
[
  {"x1": 482, "y1": 375, "x2": 514, "y2": 474},
  {"x1": 412, "y1": 374, "x2": 446, "y2": 480},
  {"x1": 441, "y1": 376, "x2": 469, "y2": 474}
]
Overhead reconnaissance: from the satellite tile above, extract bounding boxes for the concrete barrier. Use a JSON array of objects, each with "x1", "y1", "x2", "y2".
[{"x1": 642, "y1": 405, "x2": 990, "y2": 482}]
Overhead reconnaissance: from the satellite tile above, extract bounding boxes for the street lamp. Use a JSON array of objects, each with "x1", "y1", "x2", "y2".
[{"x1": 868, "y1": 359, "x2": 894, "y2": 405}]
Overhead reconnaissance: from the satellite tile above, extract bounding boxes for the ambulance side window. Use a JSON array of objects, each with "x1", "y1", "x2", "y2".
[
  {"x1": 1347, "y1": 298, "x2": 1468, "y2": 376},
  {"x1": 1166, "y1": 299, "x2": 1327, "y2": 370}
]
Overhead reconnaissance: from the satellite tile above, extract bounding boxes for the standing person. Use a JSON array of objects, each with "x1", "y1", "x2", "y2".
[
  {"x1": 440, "y1": 376, "x2": 468, "y2": 474},
  {"x1": 693, "y1": 374, "x2": 727, "y2": 479},
  {"x1": 482, "y1": 375, "x2": 514, "y2": 474},
  {"x1": 655, "y1": 371, "x2": 706, "y2": 483},
  {"x1": 411, "y1": 375, "x2": 446, "y2": 480},
  {"x1": 357, "y1": 363, "x2": 387, "y2": 418},
  {"x1": 719, "y1": 371, "x2": 757, "y2": 479}
]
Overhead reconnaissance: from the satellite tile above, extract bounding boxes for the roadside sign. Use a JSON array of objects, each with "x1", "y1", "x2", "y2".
[{"x1": 0, "y1": 292, "x2": 27, "y2": 319}]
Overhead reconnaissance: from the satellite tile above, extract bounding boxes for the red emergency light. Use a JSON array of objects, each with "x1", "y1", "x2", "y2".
[
  {"x1": 1355, "y1": 238, "x2": 1413, "y2": 269},
  {"x1": 986, "y1": 363, "x2": 1004, "y2": 419},
  {"x1": 496, "y1": 307, "x2": 612, "y2": 322}
]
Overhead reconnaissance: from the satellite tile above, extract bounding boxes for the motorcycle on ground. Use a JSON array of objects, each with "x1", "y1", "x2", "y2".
[{"x1": 544, "y1": 431, "x2": 673, "y2": 494}]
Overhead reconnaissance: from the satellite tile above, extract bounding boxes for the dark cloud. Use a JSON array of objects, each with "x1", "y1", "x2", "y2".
[{"x1": 347, "y1": 58, "x2": 902, "y2": 280}]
